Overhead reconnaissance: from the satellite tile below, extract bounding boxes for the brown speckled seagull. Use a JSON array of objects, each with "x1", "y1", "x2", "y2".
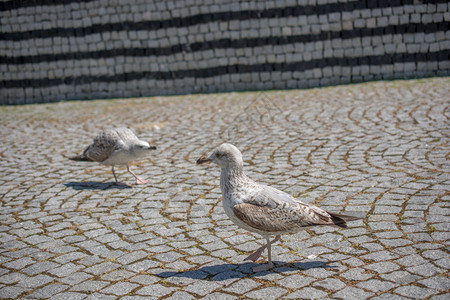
[
  {"x1": 197, "y1": 143, "x2": 362, "y2": 272},
  {"x1": 69, "y1": 127, "x2": 156, "y2": 186}
]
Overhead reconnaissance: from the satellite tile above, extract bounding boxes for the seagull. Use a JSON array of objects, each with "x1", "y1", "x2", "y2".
[
  {"x1": 197, "y1": 143, "x2": 362, "y2": 272},
  {"x1": 69, "y1": 127, "x2": 156, "y2": 186}
]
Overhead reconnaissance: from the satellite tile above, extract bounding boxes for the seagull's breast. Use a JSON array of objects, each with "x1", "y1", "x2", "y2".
[
  {"x1": 102, "y1": 149, "x2": 134, "y2": 166},
  {"x1": 220, "y1": 170, "x2": 270, "y2": 234},
  {"x1": 222, "y1": 191, "x2": 266, "y2": 235}
]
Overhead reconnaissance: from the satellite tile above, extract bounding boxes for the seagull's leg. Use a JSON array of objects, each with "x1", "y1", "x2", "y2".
[
  {"x1": 112, "y1": 166, "x2": 130, "y2": 186},
  {"x1": 266, "y1": 237, "x2": 274, "y2": 269},
  {"x1": 127, "y1": 164, "x2": 148, "y2": 185},
  {"x1": 252, "y1": 236, "x2": 276, "y2": 272},
  {"x1": 245, "y1": 235, "x2": 280, "y2": 262},
  {"x1": 245, "y1": 244, "x2": 267, "y2": 262}
]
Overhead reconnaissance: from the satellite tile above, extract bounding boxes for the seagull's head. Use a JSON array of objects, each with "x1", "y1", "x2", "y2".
[
  {"x1": 132, "y1": 141, "x2": 157, "y2": 157},
  {"x1": 197, "y1": 143, "x2": 243, "y2": 169}
]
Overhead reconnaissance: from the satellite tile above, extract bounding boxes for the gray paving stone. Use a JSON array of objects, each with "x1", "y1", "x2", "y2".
[
  {"x1": 357, "y1": 279, "x2": 399, "y2": 292},
  {"x1": 166, "y1": 291, "x2": 195, "y2": 300},
  {"x1": 360, "y1": 242, "x2": 385, "y2": 251},
  {"x1": 246, "y1": 286, "x2": 288, "y2": 299},
  {"x1": 417, "y1": 277, "x2": 450, "y2": 291},
  {"x1": 49, "y1": 292, "x2": 88, "y2": 300},
  {"x1": 100, "y1": 269, "x2": 135, "y2": 281},
  {"x1": 163, "y1": 274, "x2": 201, "y2": 287},
  {"x1": 378, "y1": 238, "x2": 413, "y2": 247},
  {"x1": 82, "y1": 292, "x2": 114, "y2": 300},
  {"x1": 342, "y1": 257, "x2": 365, "y2": 267},
  {"x1": 0, "y1": 268, "x2": 9, "y2": 278},
  {"x1": 129, "y1": 274, "x2": 160, "y2": 285},
  {"x1": 22, "y1": 261, "x2": 60, "y2": 275},
  {"x1": 222, "y1": 278, "x2": 261, "y2": 293},
  {"x1": 370, "y1": 294, "x2": 411, "y2": 300},
  {"x1": 429, "y1": 294, "x2": 450, "y2": 300},
  {"x1": 27, "y1": 283, "x2": 70, "y2": 298},
  {"x1": 184, "y1": 280, "x2": 223, "y2": 296},
  {"x1": 121, "y1": 297, "x2": 156, "y2": 300},
  {"x1": 380, "y1": 271, "x2": 421, "y2": 284},
  {"x1": 0, "y1": 78, "x2": 448, "y2": 299},
  {"x1": 313, "y1": 278, "x2": 346, "y2": 290},
  {"x1": 277, "y1": 274, "x2": 315, "y2": 289},
  {"x1": 333, "y1": 286, "x2": 374, "y2": 299},
  {"x1": 3, "y1": 257, "x2": 35, "y2": 269},
  {"x1": 78, "y1": 255, "x2": 104, "y2": 266},
  {"x1": 0, "y1": 285, "x2": 27, "y2": 298},
  {"x1": 84, "y1": 262, "x2": 120, "y2": 275},
  {"x1": 413, "y1": 243, "x2": 444, "y2": 250},
  {"x1": 201, "y1": 240, "x2": 230, "y2": 251},
  {"x1": 49, "y1": 262, "x2": 84, "y2": 277},
  {"x1": 124, "y1": 259, "x2": 159, "y2": 272},
  {"x1": 153, "y1": 251, "x2": 183, "y2": 263},
  {"x1": 341, "y1": 268, "x2": 375, "y2": 280},
  {"x1": 391, "y1": 246, "x2": 417, "y2": 256},
  {"x1": 284, "y1": 287, "x2": 328, "y2": 299},
  {"x1": 201, "y1": 292, "x2": 236, "y2": 299},
  {"x1": 58, "y1": 271, "x2": 93, "y2": 285},
  {"x1": 434, "y1": 257, "x2": 450, "y2": 269},
  {"x1": 70, "y1": 280, "x2": 109, "y2": 292},
  {"x1": 166, "y1": 260, "x2": 196, "y2": 271},
  {"x1": 210, "y1": 249, "x2": 239, "y2": 258},
  {"x1": 395, "y1": 254, "x2": 428, "y2": 267},
  {"x1": 394, "y1": 285, "x2": 438, "y2": 299},
  {"x1": 408, "y1": 233, "x2": 433, "y2": 242},
  {"x1": 101, "y1": 282, "x2": 140, "y2": 296},
  {"x1": 136, "y1": 284, "x2": 177, "y2": 297},
  {"x1": 300, "y1": 264, "x2": 337, "y2": 278},
  {"x1": 362, "y1": 250, "x2": 399, "y2": 261},
  {"x1": 364, "y1": 261, "x2": 400, "y2": 273},
  {"x1": 407, "y1": 263, "x2": 445, "y2": 276},
  {"x1": 17, "y1": 274, "x2": 54, "y2": 288}
]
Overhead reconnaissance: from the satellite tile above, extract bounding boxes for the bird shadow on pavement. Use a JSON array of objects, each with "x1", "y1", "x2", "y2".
[
  {"x1": 157, "y1": 260, "x2": 335, "y2": 281},
  {"x1": 63, "y1": 181, "x2": 132, "y2": 190}
]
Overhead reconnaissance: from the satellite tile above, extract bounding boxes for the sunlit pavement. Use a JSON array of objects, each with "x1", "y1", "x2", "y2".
[{"x1": 0, "y1": 78, "x2": 448, "y2": 299}]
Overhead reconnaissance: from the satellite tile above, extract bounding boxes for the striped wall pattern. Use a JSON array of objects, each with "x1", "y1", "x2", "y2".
[{"x1": 1, "y1": 0, "x2": 449, "y2": 104}]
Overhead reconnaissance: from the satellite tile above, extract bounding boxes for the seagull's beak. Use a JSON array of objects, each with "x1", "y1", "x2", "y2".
[
  {"x1": 197, "y1": 154, "x2": 213, "y2": 165},
  {"x1": 146, "y1": 142, "x2": 156, "y2": 150}
]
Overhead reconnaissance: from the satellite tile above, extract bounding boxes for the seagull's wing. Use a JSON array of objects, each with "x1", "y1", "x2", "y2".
[
  {"x1": 83, "y1": 129, "x2": 125, "y2": 162},
  {"x1": 115, "y1": 127, "x2": 140, "y2": 144},
  {"x1": 233, "y1": 184, "x2": 348, "y2": 233},
  {"x1": 233, "y1": 202, "x2": 309, "y2": 232},
  {"x1": 248, "y1": 184, "x2": 300, "y2": 207}
]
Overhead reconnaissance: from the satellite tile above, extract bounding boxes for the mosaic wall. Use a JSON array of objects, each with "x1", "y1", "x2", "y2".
[{"x1": 1, "y1": 0, "x2": 449, "y2": 104}]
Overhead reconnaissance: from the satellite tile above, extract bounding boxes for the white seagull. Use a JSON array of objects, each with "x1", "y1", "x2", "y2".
[
  {"x1": 197, "y1": 143, "x2": 362, "y2": 272},
  {"x1": 69, "y1": 127, "x2": 156, "y2": 186}
]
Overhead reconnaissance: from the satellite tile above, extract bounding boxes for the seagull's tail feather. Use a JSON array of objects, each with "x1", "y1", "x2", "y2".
[
  {"x1": 328, "y1": 212, "x2": 362, "y2": 228},
  {"x1": 68, "y1": 154, "x2": 92, "y2": 162}
]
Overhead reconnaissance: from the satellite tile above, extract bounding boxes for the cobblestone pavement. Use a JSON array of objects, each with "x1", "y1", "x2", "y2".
[{"x1": 0, "y1": 78, "x2": 449, "y2": 299}]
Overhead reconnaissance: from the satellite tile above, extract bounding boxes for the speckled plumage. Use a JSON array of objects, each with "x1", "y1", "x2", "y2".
[
  {"x1": 70, "y1": 127, "x2": 156, "y2": 185},
  {"x1": 198, "y1": 143, "x2": 362, "y2": 271},
  {"x1": 220, "y1": 168, "x2": 345, "y2": 235}
]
